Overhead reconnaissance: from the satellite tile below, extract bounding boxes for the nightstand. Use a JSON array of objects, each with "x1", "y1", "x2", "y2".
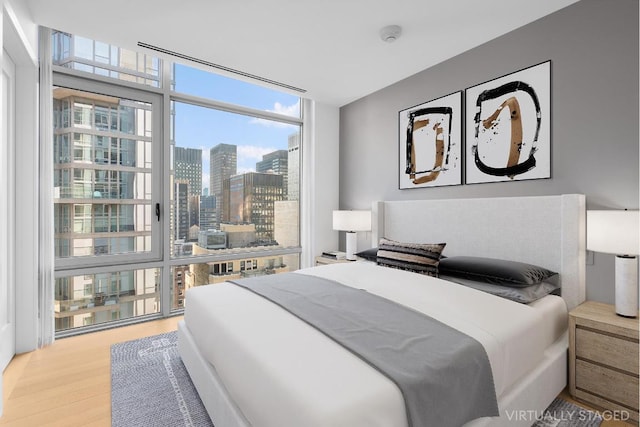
[
  {"x1": 569, "y1": 301, "x2": 639, "y2": 423},
  {"x1": 315, "y1": 256, "x2": 352, "y2": 266}
]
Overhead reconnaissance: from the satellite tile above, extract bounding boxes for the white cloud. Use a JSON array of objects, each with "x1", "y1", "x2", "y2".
[
  {"x1": 237, "y1": 145, "x2": 278, "y2": 162},
  {"x1": 269, "y1": 100, "x2": 300, "y2": 117},
  {"x1": 250, "y1": 100, "x2": 300, "y2": 129},
  {"x1": 235, "y1": 145, "x2": 278, "y2": 174}
]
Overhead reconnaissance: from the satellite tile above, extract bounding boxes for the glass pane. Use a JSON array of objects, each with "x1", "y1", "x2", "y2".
[
  {"x1": 172, "y1": 63, "x2": 300, "y2": 118},
  {"x1": 54, "y1": 267, "x2": 160, "y2": 332},
  {"x1": 53, "y1": 87, "x2": 154, "y2": 260},
  {"x1": 170, "y1": 101, "x2": 300, "y2": 259},
  {"x1": 51, "y1": 31, "x2": 161, "y2": 88},
  {"x1": 171, "y1": 254, "x2": 299, "y2": 310}
]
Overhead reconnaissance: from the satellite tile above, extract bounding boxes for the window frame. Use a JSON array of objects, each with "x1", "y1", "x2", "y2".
[
  {"x1": 163, "y1": 64, "x2": 303, "y2": 287},
  {"x1": 53, "y1": 71, "x2": 164, "y2": 271},
  {"x1": 52, "y1": 48, "x2": 304, "y2": 336}
]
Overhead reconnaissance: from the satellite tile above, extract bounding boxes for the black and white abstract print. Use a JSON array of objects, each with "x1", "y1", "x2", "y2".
[
  {"x1": 399, "y1": 91, "x2": 462, "y2": 189},
  {"x1": 465, "y1": 61, "x2": 551, "y2": 184}
]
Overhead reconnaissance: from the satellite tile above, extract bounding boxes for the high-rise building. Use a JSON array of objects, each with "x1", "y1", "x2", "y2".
[
  {"x1": 188, "y1": 224, "x2": 200, "y2": 241},
  {"x1": 174, "y1": 181, "x2": 189, "y2": 240},
  {"x1": 209, "y1": 143, "x2": 237, "y2": 198},
  {"x1": 53, "y1": 88, "x2": 147, "y2": 258},
  {"x1": 210, "y1": 143, "x2": 237, "y2": 227},
  {"x1": 220, "y1": 224, "x2": 256, "y2": 248},
  {"x1": 274, "y1": 200, "x2": 299, "y2": 247},
  {"x1": 199, "y1": 195, "x2": 216, "y2": 231},
  {"x1": 51, "y1": 31, "x2": 161, "y2": 88},
  {"x1": 191, "y1": 242, "x2": 290, "y2": 285},
  {"x1": 172, "y1": 265, "x2": 191, "y2": 309},
  {"x1": 52, "y1": 86, "x2": 158, "y2": 330},
  {"x1": 256, "y1": 150, "x2": 288, "y2": 198},
  {"x1": 222, "y1": 172, "x2": 284, "y2": 242},
  {"x1": 188, "y1": 195, "x2": 200, "y2": 228},
  {"x1": 274, "y1": 200, "x2": 300, "y2": 272},
  {"x1": 174, "y1": 147, "x2": 202, "y2": 238},
  {"x1": 287, "y1": 133, "x2": 300, "y2": 201},
  {"x1": 174, "y1": 147, "x2": 202, "y2": 197}
]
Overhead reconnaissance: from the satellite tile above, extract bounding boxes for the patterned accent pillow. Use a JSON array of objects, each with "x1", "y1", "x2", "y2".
[{"x1": 377, "y1": 238, "x2": 446, "y2": 277}]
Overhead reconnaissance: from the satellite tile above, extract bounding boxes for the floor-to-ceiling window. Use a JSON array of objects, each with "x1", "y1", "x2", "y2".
[{"x1": 51, "y1": 31, "x2": 302, "y2": 335}]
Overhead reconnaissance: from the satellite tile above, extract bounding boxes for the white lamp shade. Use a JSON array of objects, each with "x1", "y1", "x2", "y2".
[
  {"x1": 333, "y1": 210, "x2": 372, "y2": 232},
  {"x1": 587, "y1": 210, "x2": 639, "y2": 255}
]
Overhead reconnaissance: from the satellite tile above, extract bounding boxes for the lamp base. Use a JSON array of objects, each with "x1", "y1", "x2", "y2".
[
  {"x1": 615, "y1": 255, "x2": 638, "y2": 318},
  {"x1": 345, "y1": 232, "x2": 357, "y2": 261}
]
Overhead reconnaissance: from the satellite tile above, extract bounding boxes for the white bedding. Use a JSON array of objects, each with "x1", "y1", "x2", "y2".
[{"x1": 183, "y1": 262, "x2": 568, "y2": 427}]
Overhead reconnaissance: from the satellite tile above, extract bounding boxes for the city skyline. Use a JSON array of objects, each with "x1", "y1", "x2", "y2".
[
  {"x1": 174, "y1": 139, "x2": 298, "y2": 196},
  {"x1": 50, "y1": 31, "x2": 302, "y2": 331},
  {"x1": 172, "y1": 63, "x2": 300, "y2": 193}
]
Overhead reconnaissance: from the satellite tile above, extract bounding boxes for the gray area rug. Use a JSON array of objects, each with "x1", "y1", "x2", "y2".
[
  {"x1": 111, "y1": 331, "x2": 602, "y2": 427},
  {"x1": 111, "y1": 331, "x2": 214, "y2": 427}
]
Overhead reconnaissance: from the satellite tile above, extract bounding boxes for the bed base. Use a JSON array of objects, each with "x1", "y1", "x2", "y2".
[
  {"x1": 178, "y1": 320, "x2": 250, "y2": 427},
  {"x1": 178, "y1": 319, "x2": 567, "y2": 427}
]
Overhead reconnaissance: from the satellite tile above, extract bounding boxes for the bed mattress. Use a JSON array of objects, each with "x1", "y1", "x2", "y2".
[{"x1": 183, "y1": 262, "x2": 568, "y2": 427}]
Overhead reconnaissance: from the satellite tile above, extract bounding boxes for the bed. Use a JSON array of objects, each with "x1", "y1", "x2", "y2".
[{"x1": 178, "y1": 194, "x2": 586, "y2": 427}]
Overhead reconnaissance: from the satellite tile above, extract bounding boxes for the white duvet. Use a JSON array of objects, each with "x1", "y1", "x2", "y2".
[{"x1": 184, "y1": 262, "x2": 567, "y2": 427}]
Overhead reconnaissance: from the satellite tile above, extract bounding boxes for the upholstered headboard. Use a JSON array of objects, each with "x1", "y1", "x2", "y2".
[{"x1": 371, "y1": 194, "x2": 586, "y2": 310}]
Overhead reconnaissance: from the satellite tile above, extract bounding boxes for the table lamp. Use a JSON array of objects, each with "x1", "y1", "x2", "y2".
[
  {"x1": 587, "y1": 210, "x2": 639, "y2": 317},
  {"x1": 333, "y1": 210, "x2": 372, "y2": 261}
]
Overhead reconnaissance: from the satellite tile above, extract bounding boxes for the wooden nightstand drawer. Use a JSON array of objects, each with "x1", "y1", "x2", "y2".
[
  {"x1": 569, "y1": 301, "x2": 640, "y2": 422},
  {"x1": 576, "y1": 327, "x2": 639, "y2": 375},
  {"x1": 575, "y1": 359, "x2": 639, "y2": 410}
]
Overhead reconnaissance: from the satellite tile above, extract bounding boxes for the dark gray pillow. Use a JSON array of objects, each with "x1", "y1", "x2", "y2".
[
  {"x1": 439, "y1": 274, "x2": 560, "y2": 304},
  {"x1": 376, "y1": 238, "x2": 446, "y2": 277},
  {"x1": 438, "y1": 256, "x2": 558, "y2": 288},
  {"x1": 355, "y1": 247, "x2": 378, "y2": 262}
]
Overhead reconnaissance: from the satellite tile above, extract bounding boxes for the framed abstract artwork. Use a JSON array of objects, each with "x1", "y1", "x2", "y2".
[
  {"x1": 398, "y1": 91, "x2": 462, "y2": 189},
  {"x1": 465, "y1": 61, "x2": 551, "y2": 184}
]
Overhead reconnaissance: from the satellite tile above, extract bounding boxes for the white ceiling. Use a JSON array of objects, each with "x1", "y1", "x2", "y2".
[{"x1": 26, "y1": 0, "x2": 580, "y2": 106}]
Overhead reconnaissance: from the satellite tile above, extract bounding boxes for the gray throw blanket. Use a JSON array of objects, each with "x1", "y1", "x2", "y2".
[{"x1": 230, "y1": 273, "x2": 498, "y2": 427}]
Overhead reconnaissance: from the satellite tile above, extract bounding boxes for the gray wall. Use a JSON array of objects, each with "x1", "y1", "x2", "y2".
[{"x1": 339, "y1": 0, "x2": 639, "y2": 304}]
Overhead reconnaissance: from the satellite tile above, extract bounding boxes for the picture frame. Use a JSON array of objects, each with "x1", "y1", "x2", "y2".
[
  {"x1": 465, "y1": 61, "x2": 551, "y2": 184},
  {"x1": 398, "y1": 91, "x2": 462, "y2": 189}
]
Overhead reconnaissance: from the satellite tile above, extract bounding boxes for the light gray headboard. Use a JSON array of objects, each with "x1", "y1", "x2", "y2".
[{"x1": 372, "y1": 194, "x2": 586, "y2": 310}]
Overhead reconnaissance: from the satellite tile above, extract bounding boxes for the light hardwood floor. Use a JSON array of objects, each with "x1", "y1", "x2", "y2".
[
  {"x1": 0, "y1": 316, "x2": 634, "y2": 427},
  {"x1": 1, "y1": 316, "x2": 182, "y2": 427}
]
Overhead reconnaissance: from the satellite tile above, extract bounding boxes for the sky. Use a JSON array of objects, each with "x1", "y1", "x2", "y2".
[{"x1": 172, "y1": 64, "x2": 301, "y2": 193}]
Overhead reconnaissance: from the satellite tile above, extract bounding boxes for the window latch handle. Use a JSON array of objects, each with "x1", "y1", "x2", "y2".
[{"x1": 155, "y1": 203, "x2": 160, "y2": 222}]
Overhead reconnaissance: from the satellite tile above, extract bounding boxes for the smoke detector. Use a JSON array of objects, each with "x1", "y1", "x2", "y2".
[{"x1": 379, "y1": 25, "x2": 402, "y2": 43}]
